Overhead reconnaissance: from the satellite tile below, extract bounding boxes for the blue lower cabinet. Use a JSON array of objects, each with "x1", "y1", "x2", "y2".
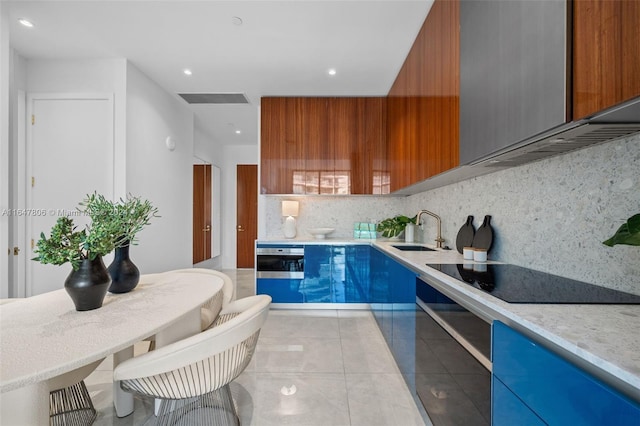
[
  {"x1": 492, "y1": 321, "x2": 640, "y2": 425},
  {"x1": 303, "y1": 245, "x2": 371, "y2": 303},
  {"x1": 370, "y1": 247, "x2": 417, "y2": 304},
  {"x1": 300, "y1": 245, "x2": 332, "y2": 303},
  {"x1": 343, "y1": 245, "x2": 370, "y2": 303},
  {"x1": 369, "y1": 246, "x2": 391, "y2": 304},
  {"x1": 492, "y1": 376, "x2": 545, "y2": 426},
  {"x1": 389, "y1": 256, "x2": 417, "y2": 303},
  {"x1": 256, "y1": 278, "x2": 304, "y2": 303},
  {"x1": 369, "y1": 247, "x2": 418, "y2": 375}
]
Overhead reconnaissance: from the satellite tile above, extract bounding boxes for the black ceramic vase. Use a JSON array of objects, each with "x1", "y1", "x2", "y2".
[
  {"x1": 65, "y1": 256, "x2": 111, "y2": 311},
  {"x1": 107, "y1": 243, "x2": 140, "y2": 294}
]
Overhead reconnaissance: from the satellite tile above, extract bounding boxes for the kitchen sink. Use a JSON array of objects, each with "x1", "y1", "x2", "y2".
[{"x1": 392, "y1": 245, "x2": 435, "y2": 252}]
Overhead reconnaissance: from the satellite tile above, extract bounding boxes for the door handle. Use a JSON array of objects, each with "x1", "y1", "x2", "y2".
[
  {"x1": 237, "y1": 225, "x2": 245, "y2": 232},
  {"x1": 203, "y1": 225, "x2": 211, "y2": 232}
]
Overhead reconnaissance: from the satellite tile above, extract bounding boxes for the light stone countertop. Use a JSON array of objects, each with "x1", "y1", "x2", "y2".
[{"x1": 256, "y1": 238, "x2": 640, "y2": 403}]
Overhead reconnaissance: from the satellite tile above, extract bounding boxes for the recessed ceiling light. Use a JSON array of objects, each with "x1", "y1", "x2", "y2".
[
  {"x1": 235, "y1": 130, "x2": 242, "y2": 134},
  {"x1": 18, "y1": 19, "x2": 34, "y2": 28},
  {"x1": 232, "y1": 16, "x2": 243, "y2": 26},
  {"x1": 183, "y1": 69, "x2": 192, "y2": 76},
  {"x1": 328, "y1": 68, "x2": 337, "y2": 76}
]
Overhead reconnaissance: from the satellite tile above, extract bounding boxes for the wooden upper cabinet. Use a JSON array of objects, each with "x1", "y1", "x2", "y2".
[
  {"x1": 329, "y1": 98, "x2": 357, "y2": 195},
  {"x1": 260, "y1": 97, "x2": 386, "y2": 195},
  {"x1": 573, "y1": 0, "x2": 640, "y2": 120},
  {"x1": 387, "y1": 0, "x2": 459, "y2": 192},
  {"x1": 260, "y1": 97, "x2": 303, "y2": 194},
  {"x1": 357, "y1": 97, "x2": 388, "y2": 194},
  {"x1": 301, "y1": 98, "x2": 329, "y2": 195}
]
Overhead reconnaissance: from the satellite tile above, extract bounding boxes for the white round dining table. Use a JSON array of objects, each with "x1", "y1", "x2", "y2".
[{"x1": 0, "y1": 270, "x2": 223, "y2": 425}]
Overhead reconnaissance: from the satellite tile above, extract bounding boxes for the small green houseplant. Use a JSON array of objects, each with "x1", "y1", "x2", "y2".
[
  {"x1": 603, "y1": 213, "x2": 640, "y2": 247},
  {"x1": 377, "y1": 215, "x2": 417, "y2": 239}
]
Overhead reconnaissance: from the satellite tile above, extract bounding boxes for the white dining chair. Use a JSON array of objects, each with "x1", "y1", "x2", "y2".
[
  {"x1": 171, "y1": 269, "x2": 236, "y2": 330},
  {"x1": 48, "y1": 359, "x2": 104, "y2": 426},
  {"x1": 144, "y1": 269, "x2": 232, "y2": 352},
  {"x1": 113, "y1": 295, "x2": 270, "y2": 426},
  {"x1": 171, "y1": 268, "x2": 236, "y2": 305}
]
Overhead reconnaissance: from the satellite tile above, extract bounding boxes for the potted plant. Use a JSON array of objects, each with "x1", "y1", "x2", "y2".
[
  {"x1": 603, "y1": 213, "x2": 640, "y2": 247},
  {"x1": 377, "y1": 215, "x2": 417, "y2": 239},
  {"x1": 33, "y1": 215, "x2": 119, "y2": 311},
  {"x1": 80, "y1": 193, "x2": 159, "y2": 293}
]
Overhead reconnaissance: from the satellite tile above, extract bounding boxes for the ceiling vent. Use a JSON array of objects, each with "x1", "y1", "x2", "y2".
[{"x1": 178, "y1": 93, "x2": 249, "y2": 104}]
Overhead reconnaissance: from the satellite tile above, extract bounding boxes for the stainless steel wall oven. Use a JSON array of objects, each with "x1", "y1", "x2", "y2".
[{"x1": 256, "y1": 246, "x2": 304, "y2": 279}]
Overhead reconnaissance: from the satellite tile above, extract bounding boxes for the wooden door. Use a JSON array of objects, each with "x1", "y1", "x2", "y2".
[
  {"x1": 193, "y1": 164, "x2": 211, "y2": 264},
  {"x1": 236, "y1": 165, "x2": 257, "y2": 268}
]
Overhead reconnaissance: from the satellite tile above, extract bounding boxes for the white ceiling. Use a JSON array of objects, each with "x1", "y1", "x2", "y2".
[{"x1": 6, "y1": 0, "x2": 433, "y2": 146}]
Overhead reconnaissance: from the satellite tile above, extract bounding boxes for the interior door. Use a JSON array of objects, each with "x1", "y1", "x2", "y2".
[
  {"x1": 27, "y1": 95, "x2": 114, "y2": 296},
  {"x1": 193, "y1": 164, "x2": 211, "y2": 264},
  {"x1": 236, "y1": 164, "x2": 257, "y2": 268}
]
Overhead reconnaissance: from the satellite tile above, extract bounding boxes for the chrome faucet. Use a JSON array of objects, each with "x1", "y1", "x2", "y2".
[{"x1": 416, "y1": 210, "x2": 445, "y2": 249}]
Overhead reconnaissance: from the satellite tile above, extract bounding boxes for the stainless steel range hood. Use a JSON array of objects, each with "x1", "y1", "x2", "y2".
[
  {"x1": 470, "y1": 96, "x2": 640, "y2": 168},
  {"x1": 392, "y1": 96, "x2": 640, "y2": 196}
]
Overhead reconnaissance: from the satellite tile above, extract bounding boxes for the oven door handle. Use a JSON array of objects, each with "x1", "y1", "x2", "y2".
[{"x1": 256, "y1": 271, "x2": 304, "y2": 279}]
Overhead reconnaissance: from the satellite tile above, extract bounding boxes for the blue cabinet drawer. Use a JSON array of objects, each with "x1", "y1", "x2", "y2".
[
  {"x1": 256, "y1": 278, "x2": 304, "y2": 303},
  {"x1": 492, "y1": 321, "x2": 640, "y2": 425},
  {"x1": 492, "y1": 376, "x2": 545, "y2": 426}
]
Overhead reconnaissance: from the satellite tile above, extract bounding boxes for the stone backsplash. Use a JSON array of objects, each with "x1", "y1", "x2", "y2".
[{"x1": 261, "y1": 133, "x2": 640, "y2": 295}]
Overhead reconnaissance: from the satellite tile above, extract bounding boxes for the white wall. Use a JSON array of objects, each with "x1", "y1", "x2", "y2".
[
  {"x1": 125, "y1": 62, "x2": 194, "y2": 273},
  {"x1": 0, "y1": 3, "x2": 10, "y2": 297},
  {"x1": 26, "y1": 58, "x2": 128, "y2": 197},
  {"x1": 221, "y1": 144, "x2": 258, "y2": 269},
  {"x1": 9, "y1": 57, "x2": 195, "y2": 281}
]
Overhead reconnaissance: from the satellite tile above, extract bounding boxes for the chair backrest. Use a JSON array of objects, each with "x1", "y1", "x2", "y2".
[
  {"x1": 168, "y1": 268, "x2": 236, "y2": 306},
  {"x1": 113, "y1": 295, "x2": 271, "y2": 399}
]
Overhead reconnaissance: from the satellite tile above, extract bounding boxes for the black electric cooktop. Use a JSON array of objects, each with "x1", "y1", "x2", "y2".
[{"x1": 425, "y1": 263, "x2": 640, "y2": 304}]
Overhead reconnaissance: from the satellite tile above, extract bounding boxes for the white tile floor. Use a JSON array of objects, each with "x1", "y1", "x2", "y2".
[{"x1": 86, "y1": 269, "x2": 427, "y2": 426}]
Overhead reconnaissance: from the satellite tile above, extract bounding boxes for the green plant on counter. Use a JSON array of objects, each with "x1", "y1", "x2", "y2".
[
  {"x1": 79, "y1": 192, "x2": 159, "y2": 247},
  {"x1": 377, "y1": 215, "x2": 417, "y2": 238},
  {"x1": 603, "y1": 213, "x2": 640, "y2": 247}
]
